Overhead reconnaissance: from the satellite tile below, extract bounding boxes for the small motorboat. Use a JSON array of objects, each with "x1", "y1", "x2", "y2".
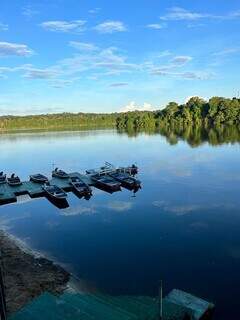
[
  {"x1": 0, "y1": 172, "x2": 6, "y2": 184},
  {"x1": 7, "y1": 174, "x2": 22, "y2": 186},
  {"x1": 42, "y1": 184, "x2": 67, "y2": 200},
  {"x1": 30, "y1": 174, "x2": 48, "y2": 183},
  {"x1": 92, "y1": 174, "x2": 121, "y2": 192},
  {"x1": 70, "y1": 177, "x2": 92, "y2": 197},
  {"x1": 52, "y1": 168, "x2": 69, "y2": 179},
  {"x1": 108, "y1": 172, "x2": 141, "y2": 190},
  {"x1": 86, "y1": 162, "x2": 115, "y2": 176}
]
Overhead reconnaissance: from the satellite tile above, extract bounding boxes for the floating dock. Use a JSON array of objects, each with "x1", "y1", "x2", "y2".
[
  {"x1": 0, "y1": 172, "x2": 93, "y2": 205},
  {"x1": 0, "y1": 166, "x2": 140, "y2": 208}
]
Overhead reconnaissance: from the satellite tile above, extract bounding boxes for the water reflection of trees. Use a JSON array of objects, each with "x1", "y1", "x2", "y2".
[{"x1": 118, "y1": 124, "x2": 240, "y2": 147}]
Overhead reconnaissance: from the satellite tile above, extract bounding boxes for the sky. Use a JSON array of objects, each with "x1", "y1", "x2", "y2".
[{"x1": 0, "y1": 0, "x2": 240, "y2": 115}]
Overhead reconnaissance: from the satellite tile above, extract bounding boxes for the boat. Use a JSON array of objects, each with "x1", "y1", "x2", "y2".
[
  {"x1": 91, "y1": 174, "x2": 121, "y2": 192},
  {"x1": 70, "y1": 177, "x2": 92, "y2": 197},
  {"x1": 108, "y1": 172, "x2": 141, "y2": 190},
  {"x1": 0, "y1": 172, "x2": 6, "y2": 184},
  {"x1": 7, "y1": 174, "x2": 22, "y2": 186},
  {"x1": 52, "y1": 168, "x2": 69, "y2": 179},
  {"x1": 86, "y1": 163, "x2": 138, "y2": 177},
  {"x1": 42, "y1": 184, "x2": 67, "y2": 200},
  {"x1": 30, "y1": 174, "x2": 48, "y2": 183},
  {"x1": 117, "y1": 164, "x2": 138, "y2": 176}
]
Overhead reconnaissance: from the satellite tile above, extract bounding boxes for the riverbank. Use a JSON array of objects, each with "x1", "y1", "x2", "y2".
[{"x1": 0, "y1": 230, "x2": 70, "y2": 315}]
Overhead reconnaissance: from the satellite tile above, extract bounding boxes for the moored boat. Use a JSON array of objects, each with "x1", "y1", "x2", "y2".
[
  {"x1": 30, "y1": 174, "x2": 48, "y2": 183},
  {"x1": 42, "y1": 184, "x2": 67, "y2": 200},
  {"x1": 87, "y1": 163, "x2": 138, "y2": 177},
  {"x1": 7, "y1": 174, "x2": 22, "y2": 186},
  {"x1": 70, "y1": 177, "x2": 92, "y2": 197},
  {"x1": 52, "y1": 168, "x2": 69, "y2": 179},
  {"x1": 0, "y1": 172, "x2": 6, "y2": 184},
  {"x1": 108, "y1": 172, "x2": 141, "y2": 190},
  {"x1": 91, "y1": 174, "x2": 121, "y2": 192},
  {"x1": 117, "y1": 164, "x2": 138, "y2": 176}
]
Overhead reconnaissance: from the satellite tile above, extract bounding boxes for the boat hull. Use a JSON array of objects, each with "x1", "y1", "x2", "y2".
[
  {"x1": 110, "y1": 175, "x2": 140, "y2": 190},
  {"x1": 0, "y1": 175, "x2": 6, "y2": 184},
  {"x1": 42, "y1": 186, "x2": 67, "y2": 201},
  {"x1": 52, "y1": 172, "x2": 69, "y2": 179},
  {"x1": 30, "y1": 175, "x2": 48, "y2": 184},
  {"x1": 92, "y1": 177, "x2": 121, "y2": 193},
  {"x1": 7, "y1": 179, "x2": 22, "y2": 186}
]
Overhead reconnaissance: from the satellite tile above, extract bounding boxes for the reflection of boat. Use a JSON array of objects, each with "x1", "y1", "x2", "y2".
[
  {"x1": 109, "y1": 172, "x2": 141, "y2": 190},
  {"x1": 42, "y1": 184, "x2": 67, "y2": 200},
  {"x1": 30, "y1": 174, "x2": 48, "y2": 183},
  {"x1": 7, "y1": 174, "x2": 22, "y2": 186},
  {"x1": 0, "y1": 172, "x2": 6, "y2": 184},
  {"x1": 91, "y1": 175, "x2": 121, "y2": 192},
  {"x1": 52, "y1": 168, "x2": 69, "y2": 179},
  {"x1": 70, "y1": 177, "x2": 92, "y2": 197}
]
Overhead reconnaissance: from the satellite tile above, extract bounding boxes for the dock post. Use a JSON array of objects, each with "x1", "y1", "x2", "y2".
[{"x1": 158, "y1": 280, "x2": 163, "y2": 320}]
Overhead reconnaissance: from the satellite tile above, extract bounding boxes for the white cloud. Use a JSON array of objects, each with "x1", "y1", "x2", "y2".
[
  {"x1": 160, "y1": 7, "x2": 240, "y2": 21},
  {"x1": 0, "y1": 23, "x2": 8, "y2": 31},
  {"x1": 94, "y1": 21, "x2": 127, "y2": 33},
  {"x1": 151, "y1": 69, "x2": 212, "y2": 80},
  {"x1": 50, "y1": 79, "x2": 73, "y2": 88},
  {"x1": 61, "y1": 206, "x2": 97, "y2": 216},
  {"x1": 147, "y1": 54, "x2": 192, "y2": 74},
  {"x1": 22, "y1": 5, "x2": 39, "y2": 18},
  {"x1": 69, "y1": 41, "x2": 98, "y2": 51},
  {"x1": 146, "y1": 23, "x2": 166, "y2": 29},
  {"x1": 149, "y1": 54, "x2": 210, "y2": 80},
  {"x1": 213, "y1": 48, "x2": 240, "y2": 56},
  {"x1": 171, "y1": 55, "x2": 192, "y2": 65},
  {"x1": 121, "y1": 101, "x2": 155, "y2": 112},
  {"x1": 110, "y1": 82, "x2": 128, "y2": 87},
  {"x1": 106, "y1": 201, "x2": 132, "y2": 212},
  {"x1": 59, "y1": 46, "x2": 138, "y2": 76},
  {"x1": 149, "y1": 56, "x2": 196, "y2": 78},
  {"x1": 23, "y1": 67, "x2": 59, "y2": 79},
  {"x1": 156, "y1": 51, "x2": 172, "y2": 58},
  {"x1": 88, "y1": 8, "x2": 101, "y2": 14},
  {"x1": 0, "y1": 104, "x2": 64, "y2": 116},
  {"x1": 160, "y1": 7, "x2": 212, "y2": 21},
  {"x1": 40, "y1": 20, "x2": 86, "y2": 33},
  {"x1": 0, "y1": 42, "x2": 34, "y2": 57}
]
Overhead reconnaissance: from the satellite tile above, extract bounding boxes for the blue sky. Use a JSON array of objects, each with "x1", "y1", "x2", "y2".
[{"x1": 0, "y1": 0, "x2": 240, "y2": 115}]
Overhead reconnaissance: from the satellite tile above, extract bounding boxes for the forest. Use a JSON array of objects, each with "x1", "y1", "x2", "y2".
[
  {"x1": 0, "y1": 96, "x2": 240, "y2": 131},
  {"x1": 116, "y1": 96, "x2": 240, "y2": 129}
]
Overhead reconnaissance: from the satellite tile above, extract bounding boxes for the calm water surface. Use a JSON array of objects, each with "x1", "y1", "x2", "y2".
[{"x1": 1, "y1": 129, "x2": 240, "y2": 319}]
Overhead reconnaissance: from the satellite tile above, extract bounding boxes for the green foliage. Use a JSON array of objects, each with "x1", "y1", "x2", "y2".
[
  {"x1": 1, "y1": 96, "x2": 240, "y2": 131},
  {"x1": 0, "y1": 112, "x2": 117, "y2": 131},
  {"x1": 159, "y1": 97, "x2": 240, "y2": 126}
]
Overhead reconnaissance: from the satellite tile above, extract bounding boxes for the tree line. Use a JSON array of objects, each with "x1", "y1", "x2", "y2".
[
  {"x1": 116, "y1": 96, "x2": 240, "y2": 129},
  {"x1": 0, "y1": 97, "x2": 240, "y2": 131}
]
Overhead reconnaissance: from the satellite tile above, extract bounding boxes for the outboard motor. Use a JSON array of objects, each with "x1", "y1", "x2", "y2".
[{"x1": 131, "y1": 164, "x2": 138, "y2": 176}]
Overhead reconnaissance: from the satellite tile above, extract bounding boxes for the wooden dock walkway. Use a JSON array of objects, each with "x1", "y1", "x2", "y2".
[{"x1": 0, "y1": 172, "x2": 94, "y2": 206}]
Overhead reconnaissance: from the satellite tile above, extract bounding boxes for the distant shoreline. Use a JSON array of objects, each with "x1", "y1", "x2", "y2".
[
  {"x1": 0, "y1": 124, "x2": 115, "y2": 134},
  {"x1": 1, "y1": 97, "x2": 240, "y2": 132}
]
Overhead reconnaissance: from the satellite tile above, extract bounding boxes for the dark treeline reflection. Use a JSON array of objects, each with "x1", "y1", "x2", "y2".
[{"x1": 118, "y1": 124, "x2": 240, "y2": 147}]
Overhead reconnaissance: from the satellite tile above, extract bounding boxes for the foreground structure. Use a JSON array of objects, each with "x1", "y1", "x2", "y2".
[{"x1": 9, "y1": 289, "x2": 214, "y2": 320}]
